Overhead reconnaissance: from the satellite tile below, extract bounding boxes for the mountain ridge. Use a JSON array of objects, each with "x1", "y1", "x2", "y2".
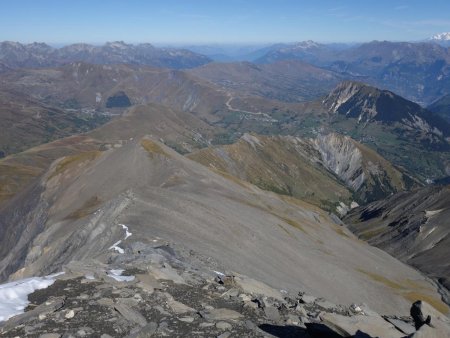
[
  {"x1": 0, "y1": 134, "x2": 446, "y2": 316},
  {"x1": 0, "y1": 41, "x2": 211, "y2": 70}
]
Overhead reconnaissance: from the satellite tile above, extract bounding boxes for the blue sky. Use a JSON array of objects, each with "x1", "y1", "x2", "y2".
[{"x1": 1, "y1": 0, "x2": 450, "y2": 45}]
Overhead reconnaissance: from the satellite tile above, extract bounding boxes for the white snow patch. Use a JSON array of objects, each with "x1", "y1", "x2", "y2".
[
  {"x1": 107, "y1": 269, "x2": 135, "y2": 282},
  {"x1": 109, "y1": 240, "x2": 124, "y2": 254},
  {"x1": 0, "y1": 272, "x2": 63, "y2": 322},
  {"x1": 120, "y1": 224, "x2": 132, "y2": 239},
  {"x1": 109, "y1": 224, "x2": 132, "y2": 254},
  {"x1": 430, "y1": 32, "x2": 450, "y2": 41},
  {"x1": 85, "y1": 274, "x2": 95, "y2": 280},
  {"x1": 213, "y1": 270, "x2": 225, "y2": 276}
]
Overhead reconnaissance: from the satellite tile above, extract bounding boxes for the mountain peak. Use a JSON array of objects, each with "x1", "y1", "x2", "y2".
[
  {"x1": 293, "y1": 40, "x2": 320, "y2": 48},
  {"x1": 104, "y1": 41, "x2": 131, "y2": 49},
  {"x1": 324, "y1": 81, "x2": 450, "y2": 137},
  {"x1": 430, "y1": 32, "x2": 450, "y2": 41},
  {"x1": 323, "y1": 81, "x2": 378, "y2": 113}
]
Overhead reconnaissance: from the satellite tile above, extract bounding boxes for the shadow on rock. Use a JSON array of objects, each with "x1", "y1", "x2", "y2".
[
  {"x1": 258, "y1": 324, "x2": 309, "y2": 338},
  {"x1": 305, "y1": 323, "x2": 376, "y2": 338}
]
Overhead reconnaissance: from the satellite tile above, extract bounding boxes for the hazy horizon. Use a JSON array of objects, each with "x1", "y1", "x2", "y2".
[{"x1": 1, "y1": 0, "x2": 450, "y2": 45}]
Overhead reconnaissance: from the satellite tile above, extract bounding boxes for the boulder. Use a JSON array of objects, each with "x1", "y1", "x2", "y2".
[
  {"x1": 233, "y1": 274, "x2": 284, "y2": 300},
  {"x1": 200, "y1": 308, "x2": 243, "y2": 321},
  {"x1": 136, "y1": 273, "x2": 162, "y2": 293},
  {"x1": 264, "y1": 306, "x2": 281, "y2": 322},
  {"x1": 163, "y1": 293, "x2": 196, "y2": 314},
  {"x1": 114, "y1": 304, "x2": 147, "y2": 327},
  {"x1": 300, "y1": 294, "x2": 317, "y2": 304},
  {"x1": 319, "y1": 313, "x2": 404, "y2": 338},
  {"x1": 384, "y1": 317, "x2": 415, "y2": 335}
]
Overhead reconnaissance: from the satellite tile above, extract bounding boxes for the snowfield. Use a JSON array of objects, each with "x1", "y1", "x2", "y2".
[{"x1": 0, "y1": 272, "x2": 63, "y2": 322}]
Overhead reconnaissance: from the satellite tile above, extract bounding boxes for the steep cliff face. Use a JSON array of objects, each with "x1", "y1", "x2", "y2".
[
  {"x1": 312, "y1": 133, "x2": 365, "y2": 191},
  {"x1": 312, "y1": 133, "x2": 414, "y2": 204},
  {"x1": 345, "y1": 184, "x2": 450, "y2": 299}
]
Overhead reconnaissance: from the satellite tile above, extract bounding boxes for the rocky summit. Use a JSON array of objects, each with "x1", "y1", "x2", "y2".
[{"x1": 1, "y1": 241, "x2": 449, "y2": 338}]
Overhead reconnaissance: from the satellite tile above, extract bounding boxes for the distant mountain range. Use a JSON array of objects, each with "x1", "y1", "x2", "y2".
[
  {"x1": 186, "y1": 39, "x2": 450, "y2": 106},
  {"x1": 253, "y1": 40, "x2": 450, "y2": 105},
  {"x1": 188, "y1": 60, "x2": 346, "y2": 102},
  {"x1": 0, "y1": 41, "x2": 211, "y2": 70},
  {"x1": 2, "y1": 39, "x2": 450, "y2": 105}
]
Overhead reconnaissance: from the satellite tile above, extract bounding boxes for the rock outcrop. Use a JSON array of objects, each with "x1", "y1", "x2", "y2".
[{"x1": 1, "y1": 242, "x2": 449, "y2": 337}]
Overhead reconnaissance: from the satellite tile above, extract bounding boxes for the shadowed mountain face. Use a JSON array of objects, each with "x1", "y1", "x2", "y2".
[
  {"x1": 345, "y1": 185, "x2": 450, "y2": 301},
  {"x1": 428, "y1": 94, "x2": 450, "y2": 123},
  {"x1": 0, "y1": 41, "x2": 211, "y2": 69}
]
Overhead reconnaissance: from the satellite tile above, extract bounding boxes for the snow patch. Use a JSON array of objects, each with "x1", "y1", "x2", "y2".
[
  {"x1": 120, "y1": 224, "x2": 132, "y2": 240},
  {"x1": 213, "y1": 270, "x2": 225, "y2": 276},
  {"x1": 109, "y1": 240, "x2": 124, "y2": 254},
  {"x1": 0, "y1": 272, "x2": 64, "y2": 322},
  {"x1": 107, "y1": 269, "x2": 135, "y2": 282},
  {"x1": 109, "y1": 224, "x2": 132, "y2": 254}
]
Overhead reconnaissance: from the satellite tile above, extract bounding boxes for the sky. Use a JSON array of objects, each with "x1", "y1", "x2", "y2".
[{"x1": 1, "y1": 0, "x2": 450, "y2": 45}]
